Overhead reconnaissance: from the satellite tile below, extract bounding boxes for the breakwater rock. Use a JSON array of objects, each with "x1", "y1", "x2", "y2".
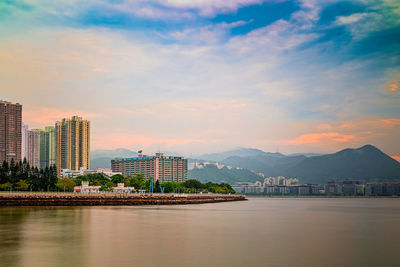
[{"x1": 0, "y1": 193, "x2": 247, "y2": 206}]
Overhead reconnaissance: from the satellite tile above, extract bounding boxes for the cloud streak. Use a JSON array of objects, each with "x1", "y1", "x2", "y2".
[{"x1": 283, "y1": 132, "x2": 356, "y2": 145}]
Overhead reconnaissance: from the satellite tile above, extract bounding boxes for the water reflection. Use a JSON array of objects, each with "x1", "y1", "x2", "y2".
[
  {"x1": 1, "y1": 199, "x2": 400, "y2": 267},
  {"x1": 0, "y1": 208, "x2": 30, "y2": 266}
]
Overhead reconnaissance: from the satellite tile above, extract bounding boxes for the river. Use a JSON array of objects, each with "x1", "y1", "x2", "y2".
[{"x1": 1, "y1": 197, "x2": 399, "y2": 267}]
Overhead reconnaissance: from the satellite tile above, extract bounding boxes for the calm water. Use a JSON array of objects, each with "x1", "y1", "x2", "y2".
[{"x1": 1, "y1": 198, "x2": 399, "y2": 267}]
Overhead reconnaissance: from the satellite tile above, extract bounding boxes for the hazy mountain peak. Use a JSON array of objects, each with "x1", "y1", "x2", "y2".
[
  {"x1": 357, "y1": 144, "x2": 380, "y2": 152},
  {"x1": 197, "y1": 147, "x2": 285, "y2": 162}
]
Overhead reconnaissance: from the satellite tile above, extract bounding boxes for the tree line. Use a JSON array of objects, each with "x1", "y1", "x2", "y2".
[
  {"x1": 57, "y1": 174, "x2": 236, "y2": 194},
  {"x1": 0, "y1": 160, "x2": 235, "y2": 194},
  {"x1": 0, "y1": 159, "x2": 58, "y2": 191}
]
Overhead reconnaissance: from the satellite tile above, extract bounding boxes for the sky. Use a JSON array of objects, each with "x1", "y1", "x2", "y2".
[{"x1": 0, "y1": 0, "x2": 399, "y2": 158}]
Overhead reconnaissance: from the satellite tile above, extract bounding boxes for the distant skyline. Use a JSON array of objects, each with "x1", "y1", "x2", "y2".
[{"x1": 1, "y1": 0, "x2": 399, "y2": 159}]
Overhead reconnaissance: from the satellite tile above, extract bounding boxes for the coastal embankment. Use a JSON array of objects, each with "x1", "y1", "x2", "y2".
[{"x1": 0, "y1": 193, "x2": 246, "y2": 206}]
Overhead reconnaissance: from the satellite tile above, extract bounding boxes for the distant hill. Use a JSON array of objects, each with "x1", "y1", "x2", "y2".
[
  {"x1": 222, "y1": 154, "x2": 307, "y2": 175},
  {"x1": 288, "y1": 153, "x2": 324, "y2": 157},
  {"x1": 90, "y1": 157, "x2": 112, "y2": 169},
  {"x1": 284, "y1": 145, "x2": 400, "y2": 183},
  {"x1": 197, "y1": 148, "x2": 284, "y2": 162},
  {"x1": 188, "y1": 164, "x2": 262, "y2": 184},
  {"x1": 209, "y1": 145, "x2": 400, "y2": 184}
]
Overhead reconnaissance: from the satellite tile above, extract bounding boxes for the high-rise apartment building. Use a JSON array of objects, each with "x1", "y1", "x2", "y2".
[
  {"x1": 55, "y1": 116, "x2": 90, "y2": 174},
  {"x1": 21, "y1": 123, "x2": 29, "y2": 161},
  {"x1": 32, "y1": 126, "x2": 56, "y2": 169},
  {"x1": 28, "y1": 130, "x2": 39, "y2": 168},
  {"x1": 46, "y1": 126, "x2": 56, "y2": 167},
  {"x1": 0, "y1": 100, "x2": 22, "y2": 163},
  {"x1": 111, "y1": 153, "x2": 187, "y2": 183}
]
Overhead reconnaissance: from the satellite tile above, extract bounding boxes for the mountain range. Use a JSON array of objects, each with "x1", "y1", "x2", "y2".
[
  {"x1": 188, "y1": 164, "x2": 262, "y2": 184},
  {"x1": 217, "y1": 145, "x2": 400, "y2": 183},
  {"x1": 90, "y1": 145, "x2": 400, "y2": 184}
]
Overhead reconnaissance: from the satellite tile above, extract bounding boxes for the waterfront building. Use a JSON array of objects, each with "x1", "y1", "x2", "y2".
[
  {"x1": 325, "y1": 179, "x2": 365, "y2": 196},
  {"x1": 234, "y1": 179, "x2": 399, "y2": 196},
  {"x1": 0, "y1": 100, "x2": 22, "y2": 163},
  {"x1": 365, "y1": 182, "x2": 400, "y2": 196},
  {"x1": 233, "y1": 182, "x2": 264, "y2": 194},
  {"x1": 264, "y1": 176, "x2": 299, "y2": 187},
  {"x1": 55, "y1": 116, "x2": 90, "y2": 175},
  {"x1": 113, "y1": 183, "x2": 135, "y2": 193},
  {"x1": 234, "y1": 181, "x2": 325, "y2": 195},
  {"x1": 74, "y1": 181, "x2": 100, "y2": 193},
  {"x1": 111, "y1": 153, "x2": 187, "y2": 182}
]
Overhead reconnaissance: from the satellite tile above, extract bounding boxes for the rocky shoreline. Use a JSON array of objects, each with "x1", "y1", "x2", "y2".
[{"x1": 0, "y1": 193, "x2": 247, "y2": 206}]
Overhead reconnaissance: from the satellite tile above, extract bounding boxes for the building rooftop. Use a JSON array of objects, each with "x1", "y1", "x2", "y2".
[
  {"x1": 0, "y1": 100, "x2": 21, "y2": 105},
  {"x1": 113, "y1": 155, "x2": 185, "y2": 161}
]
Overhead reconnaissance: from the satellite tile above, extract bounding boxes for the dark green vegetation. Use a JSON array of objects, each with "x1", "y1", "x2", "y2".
[
  {"x1": 71, "y1": 174, "x2": 235, "y2": 194},
  {"x1": 0, "y1": 161, "x2": 234, "y2": 194},
  {"x1": 0, "y1": 159, "x2": 58, "y2": 191},
  {"x1": 188, "y1": 164, "x2": 261, "y2": 184}
]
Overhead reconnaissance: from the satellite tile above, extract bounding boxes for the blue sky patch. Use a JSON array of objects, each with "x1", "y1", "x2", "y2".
[{"x1": 212, "y1": 1, "x2": 301, "y2": 36}]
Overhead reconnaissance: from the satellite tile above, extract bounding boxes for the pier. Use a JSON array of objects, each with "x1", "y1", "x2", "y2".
[{"x1": 0, "y1": 192, "x2": 247, "y2": 206}]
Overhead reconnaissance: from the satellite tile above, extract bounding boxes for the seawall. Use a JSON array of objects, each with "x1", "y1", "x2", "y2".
[{"x1": 0, "y1": 193, "x2": 247, "y2": 206}]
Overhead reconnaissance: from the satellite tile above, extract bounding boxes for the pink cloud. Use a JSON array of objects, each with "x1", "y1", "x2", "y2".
[
  {"x1": 383, "y1": 79, "x2": 399, "y2": 92},
  {"x1": 338, "y1": 118, "x2": 400, "y2": 130},
  {"x1": 283, "y1": 132, "x2": 356, "y2": 145},
  {"x1": 23, "y1": 106, "x2": 101, "y2": 128}
]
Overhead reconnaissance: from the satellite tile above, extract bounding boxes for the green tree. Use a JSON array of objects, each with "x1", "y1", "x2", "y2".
[
  {"x1": 15, "y1": 180, "x2": 29, "y2": 191},
  {"x1": 128, "y1": 174, "x2": 144, "y2": 189},
  {"x1": 56, "y1": 178, "x2": 76, "y2": 192},
  {"x1": 9, "y1": 159, "x2": 18, "y2": 185},
  {"x1": 154, "y1": 180, "x2": 161, "y2": 193},
  {"x1": 0, "y1": 182, "x2": 11, "y2": 191},
  {"x1": 72, "y1": 178, "x2": 82, "y2": 186},
  {"x1": 106, "y1": 181, "x2": 114, "y2": 191},
  {"x1": 139, "y1": 179, "x2": 152, "y2": 190},
  {"x1": 48, "y1": 165, "x2": 58, "y2": 190},
  {"x1": 111, "y1": 174, "x2": 124, "y2": 184},
  {"x1": 183, "y1": 179, "x2": 203, "y2": 190},
  {"x1": 161, "y1": 181, "x2": 182, "y2": 193},
  {"x1": 0, "y1": 161, "x2": 9, "y2": 184}
]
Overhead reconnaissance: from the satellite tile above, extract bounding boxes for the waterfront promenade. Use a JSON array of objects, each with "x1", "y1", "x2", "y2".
[{"x1": 0, "y1": 192, "x2": 246, "y2": 206}]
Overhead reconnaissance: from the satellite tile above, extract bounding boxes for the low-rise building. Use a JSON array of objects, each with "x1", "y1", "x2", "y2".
[
  {"x1": 62, "y1": 167, "x2": 122, "y2": 179},
  {"x1": 74, "y1": 181, "x2": 101, "y2": 193},
  {"x1": 232, "y1": 182, "x2": 263, "y2": 194},
  {"x1": 112, "y1": 183, "x2": 135, "y2": 193},
  {"x1": 365, "y1": 183, "x2": 400, "y2": 196}
]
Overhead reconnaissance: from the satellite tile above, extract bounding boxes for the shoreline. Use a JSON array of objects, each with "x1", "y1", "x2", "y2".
[
  {"x1": 246, "y1": 195, "x2": 400, "y2": 198},
  {"x1": 0, "y1": 192, "x2": 246, "y2": 206}
]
